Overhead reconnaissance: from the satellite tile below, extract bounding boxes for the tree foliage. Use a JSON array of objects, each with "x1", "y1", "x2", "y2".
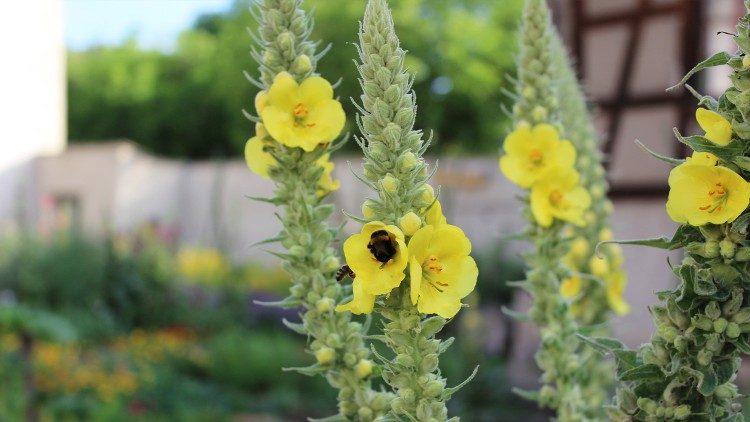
[{"x1": 67, "y1": 0, "x2": 522, "y2": 158}]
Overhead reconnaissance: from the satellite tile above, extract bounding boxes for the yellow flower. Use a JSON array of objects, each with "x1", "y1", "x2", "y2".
[
  {"x1": 530, "y1": 167, "x2": 591, "y2": 227},
  {"x1": 606, "y1": 271, "x2": 630, "y2": 316},
  {"x1": 244, "y1": 125, "x2": 275, "y2": 180},
  {"x1": 342, "y1": 222, "x2": 408, "y2": 296},
  {"x1": 255, "y1": 90, "x2": 268, "y2": 114},
  {"x1": 696, "y1": 108, "x2": 732, "y2": 146},
  {"x1": 407, "y1": 224, "x2": 478, "y2": 318},
  {"x1": 261, "y1": 72, "x2": 345, "y2": 151},
  {"x1": 686, "y1": 151, "x2": 718, "y2": 167},
  {"x1": 500, "y1": 123, "x2": 576, "y2": 188},
  {"x1": 560, "y1": 276, "x2": 582, "y2": 299},
  {"x1": 177, "y1": 248, "x2": 230, "y2": 286},
  {"x1": 598, "y1": 228, "x2": 613, "y2": 242},
  {"x1": 316, "y1": 155, "x2": 340, "y2": 197},
  {"x1": 666, "y1": 163, "x2": 750, "y2": 226},
  {"x1": 424, "y1": 200, "x2": 447, "y2": 227}
]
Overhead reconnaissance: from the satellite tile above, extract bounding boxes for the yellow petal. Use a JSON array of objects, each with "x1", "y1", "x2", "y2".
[
  {"x1": 409, "y1": 256, "x2": 422, "y2": 305},
  {"x1": 299, "y1": 76, "x2": 334, "y2": 106},
  {"x1": 685, "y1": 152, "x2": 718, "y2": 166},
  {"x1": 306, "y1": 99, "x2": 346, "y2": 144},
  {"x1": 416, "y1": 282, "x2": 462, "y2": 318},
  {"x1": 424, "y1": 200, "x2": 447, "y2": 227},
  {"x1": 343, "y1": 223, "x2": 407, "y2": 296},
  {"x1": 244, "y1": 136, "x2": 275, "y2": 179},
  {"x1": 696, "y1": 108, "x2": 732, "y2": 146},
  {"x1": 261, "y1": 106, "x2": 297, "y2": 147},
  {"x1": 335, "y1": 279, "x2": 375, "y2": 314},
  {"x1": 560, "y1": 276, "x2": 582, "y2": 299},
  {"x1": 267, "y1": 72, "x2": 299, "y2": 111},
  {"x1": 425, "y1": 225, "x2": 472, "y2": 259}
]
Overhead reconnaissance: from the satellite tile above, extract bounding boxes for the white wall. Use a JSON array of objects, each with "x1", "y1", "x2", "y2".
[{"x1": 0, "y1": 0, "x2": 66, "y2": 231}]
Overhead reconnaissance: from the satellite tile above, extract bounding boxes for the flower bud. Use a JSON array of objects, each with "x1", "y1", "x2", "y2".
[
  {"x1": 292, "y1": 54, "x2": 312, "y2": 74},
  {"x1": 589, "y1": 256, "x2": 609, "y2": 278},
  {"x1": 598, "y1": 228, "x2": 613, "y2": 241},
  {"x1": 255, "y1": 122, "x2": 268, "y2": 139},
  {"x1": 532, "y1": 105, "x2": 548, "y2": 122},
  {"x1": 720, "y1": 239, "x2": 736, "y2": 259},
  {"x1": 705, "y1": 240, "x2": 721, "y2": 258},
  {"x1": 381, "y1": 174, "x2": 399, "y2": 194},
  {"x1": 398, "y1": 151, "x2": 418, "y2": 172},
  {"x1": 673, "y1": 335, "x2": 688, "y2": 352},
  {"x1": 733, "y1": 307, "x2": 750, "y2": 323},
  {"x1": 322, "y1": 256, "x2": 340, "y2": 273},
  {"x1": 715, "y1": 383, "x2": 736, "y2": 399},
  {"x1": 637, "y1": 397, "x2": 658, "y2": 414},
  {"x1": 522, "y1": 86, "x2": 536, "y2": 100},
  {"x1": 673, "y1": 405, "x2": 691, "y2": 420},
  {"x1": 744, "y1": 56, "x2": 750, "y2": 69},
  {"x1": 658, "y1": 325, "x2": 679, "y2": 343},
  {"x1": 390, "y1": 397, "x2": 404, "y2": 413},
  {"x1": 362, "y1": 200, "x2": 377, "y2": 219},
  {"x1": 423, "y1": 380, "x2": 444, "y2": 398},
  {"x1": 692, "y1": 315, "x2": 713, "y2": 331},
  {"x1": 315, "y1": 347, "x2": 335, "y2": 365},
  {"x1": 726, "y1": 322, "x2": 741, "y2": 338},
  {"x1": 399, "y1": 212, "x2": 422, "y2": 236},
  {"x1": 400, "y1": 388, "x2": 416, "y2": 404},
  {"x1": 255, "y1": 90, "x2": 269, "y2": 114},
  {"x1": 663, "y1": 407, "x2": 674, "y2": 419},
  {"x1": 316, "y1": 297, "x2": 335, "y2": 313},
  {"x1": 395, "y1": 353, "x2": 414, "y2": 367},
  {"x1": 569, "y1": 238, "x2": 589, "y2": 258},
  {"x1": 714, "y1": 317, "x2": 728, "y2": 333},
  {"x1": 358, "y1": 407, "x2": 373, "y2": 421},
  {"x1": 420, "y1": 184, "x2": 435, "y2": 204},
  {"x1": 539, "y1": 385, "x2": 557, "y2": 405},
  {"x1": 276, "y1": 31, "x2": 294, "y2": 51},
  {"x1": 370, "y1": 392, "x2": 390, "y2": 411},
  {"x1": 355, "y1": 359, "x2": 373, "y2": 378}
]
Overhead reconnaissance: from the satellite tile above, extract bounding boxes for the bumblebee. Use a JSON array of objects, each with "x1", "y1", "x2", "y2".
[
  {"x1": 368, "y1": 230, "x2": 397, "y2": 263},
  {"x1": 336, "y1": 265, "x2": 356, "y2": 281}
]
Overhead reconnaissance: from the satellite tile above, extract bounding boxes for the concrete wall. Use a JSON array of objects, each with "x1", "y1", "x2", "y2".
[{"x1": 0, "y1": 0, "x2": 66, "y2": 232}]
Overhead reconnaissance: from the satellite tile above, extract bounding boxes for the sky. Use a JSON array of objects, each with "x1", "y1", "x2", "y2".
[{"x1": 64, "y1": 0, "x2": 235, "y2": 51}]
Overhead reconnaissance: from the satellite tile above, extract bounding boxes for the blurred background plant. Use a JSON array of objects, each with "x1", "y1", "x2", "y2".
[{"x1": 67, "y1": 0, "x2": 523, "y2": 158}]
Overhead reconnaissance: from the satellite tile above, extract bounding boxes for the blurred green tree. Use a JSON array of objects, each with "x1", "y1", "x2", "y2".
[{"x1": 67, "y1": 0, "x2": 522, "y2": 158}]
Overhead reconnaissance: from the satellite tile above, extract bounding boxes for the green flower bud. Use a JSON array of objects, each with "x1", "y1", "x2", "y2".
[
  {"x1": 673, "y1": 405, "x2": 691, "y2": 420},
  {"x1": 637, "y1": 397, "x2": 658, "y2": 414},
  {"x1": 398, "y1": 151, "x2": 418, "y2": 172},
  {"x1": 362, "y1": 199, "x2": 377, "y2": 219},
  {"x1": 732, "y1": 307, "x2": 750, "y2": 323},
  {"x1": 655, "y1": 407, "x2": 665, "y2": 417},
  {"x1": 399, "y1": 212, "x2": 422, "y2": 236},
  {"x1": 381, "y1": 174, "x2": 399, "y2": 194},
  {"x1": 322, "y1": 256, "x2": 340, "y2": 272},
  {"x1": 395, "y1": 354, "x2": 414, "y2": 367},
  {"x1": 358, "y1": 407, "x2": 373, "y2": 421},
  {"x1": 715, "y1": 383, "x2": 736, "y2": 399},
  {"x1": 316, "y1": 297, "x2": 335, "y2": 313},
  {"x1": 714, "y1": 317, "x2": 728, "y2": 334},
  {"x1": 726, "y1": 322, "x2": 741, "y2": 338},
  {"x1": 692, "y1": 315, "x2": 713, "y2": 331},
  {"x1": 700, "y1": 225, "x2": 723, "y2": 240},
  {"x1": 532, "y1": 105, "x2": 548, "y2": 122},
  {"x1": 355, "y1": 359, "x2": 373, "y2": 378},
  {"x1": 292, "y1": 54, "x2": 312, "y2": 74},
  {"x1": 277, "y1": 31, "x2": 295, "y2": 51},
  {"x1": 705, "y1": 240, "x2": 721, "y2": 258},
  {"x1": 674, "y1": 335, "x2": 688, "y2": 352},
  {"x1": 400, "y1": 388, "x2": 416, "y2": 404},
  {"x1": 706, "y1": 301, "x2": 721, "y2": 320},
  {"x1": 423, "y1": 380, "x2": 444, "y2": 398},
  {"x1": 658, "y1": 325, "x2": 679, "y2": 343},
  {"x1": 720, "y1": 239, "x2": 736, "y2": 259}
]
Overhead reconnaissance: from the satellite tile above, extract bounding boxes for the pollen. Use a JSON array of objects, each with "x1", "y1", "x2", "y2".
[
  {"x1": 425, "y1": 255, "x2": 443, "y2": 273},
  {"x1": 293, "y1": 103, "x2": 309, "y2": 118},
  {"x1": 529, "y1": 149, "x2": 544, "y2": 165}
]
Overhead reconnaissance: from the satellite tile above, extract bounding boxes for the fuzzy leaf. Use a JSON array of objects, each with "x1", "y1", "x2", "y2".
[
  {"x1": 598, "y1": 225, "x2": 695, "y2": 252},
  {"x1": 733, "y1": 335, "x2": 750, "y2": 354},
  {"x1": 619, "y1": 364, "x2": 663, "y2": 381},
  {"x1": 635, "y1": 140, "x2": 684, "y2": 166},
  {"x1": 282, "y1": 318, "x2": 308, "y2": 335},
  {"x1": 501, "y1": 306, "x2": 531, "y2": 322},
  {"x1": 438, "y1": 337, "x2": 455, "y2": 354},
  {"x1": 442, "y1": 365, "x2": 479, "y2": 400},
  {"x1": 668, "y1": 51, "x2": 733, "y2": 91},
  {"x1": 697, "y1": 365, "x2": 718, "y2": 396},
  {"x1": 283, "y1": 363, "x2": 326, "y2": 377},
  {"x1": 693, "y1": 277, "x2": 718, "y2": 296},
  {"x1": 253, "y1": 296, "x2": 302, "y2": 309},
  {"x1": 577, "y1": 334, "x2": 624, "y2": 355},
  {"x1": 420, "y1": 316, "x2": 447, "y2": 338},
  {"x1": 674, "y1": 129, "x2": 745, "y2": 161},
  {"x1": 512, "y1": 387, "x2": 541, "y2": 403},
  {"x1": 613, "y1": 349, "x2": 639, "y2": 373},
  {"x1": 730, "y1": 213, "x2": 750, "y2": 234},
  {"x1": 715, "y1": 358, "x2": 738, "y2": 386}
]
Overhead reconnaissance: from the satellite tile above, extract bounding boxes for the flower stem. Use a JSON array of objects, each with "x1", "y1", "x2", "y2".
[{"x1": 252, "y1": 1, "x2": 389, "y2": 419}]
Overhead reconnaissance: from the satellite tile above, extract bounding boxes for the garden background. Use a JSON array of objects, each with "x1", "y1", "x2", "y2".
[{"x1": 0, "y1": 0, "x2": 745, "y2": 420}]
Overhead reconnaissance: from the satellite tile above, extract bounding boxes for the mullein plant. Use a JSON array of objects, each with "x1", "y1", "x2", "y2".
[
  {"x1": 333, "y1": 0, "x2": 479, "y2": 420},
  {"x1": 244, "y1": 1, "x2": 392, "y2": 419},
  {"x1": 548, "y1": 30, "x2": 631, "y2": 414},
  {"x1": 597, "y1": 3, "x2": 750, "y2": 421},
  {"x1": 498, "y1": 0, "x2": 607, "y2": 419}
]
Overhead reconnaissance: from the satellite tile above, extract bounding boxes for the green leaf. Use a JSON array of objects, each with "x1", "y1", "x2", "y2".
[
  {"x1": 512, "y1": 387, "x2": 540, "y2": 403},
  {"x1": 714, "y1": 358, "x2": 738, "y2": 386},
  {"x1": 619, "y1": 364, "x2": 663, "y2": 381},
  {"x1": 733, "y1": 335, "x2": 750, "y2": 354},
  {"x1": 577, "y1": 334, "x2": 624, "y2": 355},
  {"x1": 282, "y1": 318, "x2": 308, "y2": 335},
  {"x1": 668, "y1": 51, "x2": 733, "y2": 91},
  {"x1": 674, "y1": 129, "x2": 744, "y2": 161},
  {"x1": 443, "y1": 365, "x2": 479, "y2": 400},
  {"x1": 501, "y1": 306, "x2": 531, "y2": 322},
  {"x1": 697, "y1": 365, "x2": 718, "y2": 396},
  {"x1": 730, "y1": 213, "x2": 750, "y2": 234},
  {"x1": 693, "y1": 277, "x2": 718, "y2": 296},
  {"x1": 282, "y1": 363, "x2": 326, "y2": 377},
  {"x1": 635, "y1": 139, "x2": 684, "y2": 166},
  {"x1": 613, "y1": 349, "x2": 639, "y2": 373}
]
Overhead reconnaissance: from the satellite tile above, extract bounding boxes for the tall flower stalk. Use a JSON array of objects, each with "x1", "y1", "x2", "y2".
[
  {"x1": 548, "y1": 32, "x2": 628, "y2": 412},
  {"x1": 334, "y1": 0, "x2": 479, "y2": 420},
  {"x1": 499, "y1": 0, "x2": 600, "y2": 419},
  {"x1": 244, "y1": 1, "x2": 390, "y2": 419},
  {"x1": 602, "y1": 3, "x2": 750, "y2": 421}
]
